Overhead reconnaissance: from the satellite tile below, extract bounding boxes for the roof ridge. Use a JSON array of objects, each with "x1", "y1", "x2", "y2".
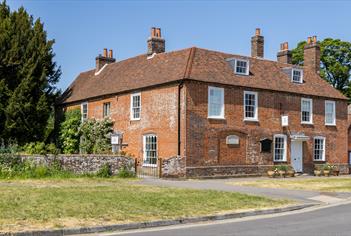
[{"x1": 183, "y1": 47, "x2": 196, "y2": 79}]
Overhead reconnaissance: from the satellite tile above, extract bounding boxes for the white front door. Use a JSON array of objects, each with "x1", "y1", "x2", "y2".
[{"x1": 291, "y1": 141, "x2": 303, "y2": 172}]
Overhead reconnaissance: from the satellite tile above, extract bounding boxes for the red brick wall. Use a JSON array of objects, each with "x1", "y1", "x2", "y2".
[
  {"x1": 65, "y1": 83, "x2": 184, "y2": 161},
  {"x1": 185, "y1": 80, "x2": 348, "y2": 170}
]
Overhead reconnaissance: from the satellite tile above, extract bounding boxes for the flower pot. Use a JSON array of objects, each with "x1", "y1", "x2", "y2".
[
  {"x1": 314, "y1": 170, "x2": 321, "y2": 176},
  {"x1": 287, "y1": 170, "x2": 295, "y2": 177},
  {"x1": 278, "y1": 170, "x2": 286, "y2": 178},
  {"x1": 267, "y1": 170, "x2": 276, "y2": 178},
  {"x1": 323, "y1": 170, "x2": 330, "y2": 177},
  {"x1": 332, "y1": 170, "x2": 340, "y2": 176}
]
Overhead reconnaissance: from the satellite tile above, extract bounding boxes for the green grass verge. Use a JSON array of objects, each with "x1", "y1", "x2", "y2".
[
  {"x1": 229, "y1": 177, "x2": 351, "y2": 192},
  {"x1": 0, "y1": 178, "x2": 290, "y2": 232}
]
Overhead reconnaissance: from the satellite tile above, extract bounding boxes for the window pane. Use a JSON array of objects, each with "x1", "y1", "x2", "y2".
[
  {"x1": 209, "y1": 87, "x2": 223, "y2": 117},
  {"x1": 301, "y1": 100, "x2": 311, "y2": 122}
]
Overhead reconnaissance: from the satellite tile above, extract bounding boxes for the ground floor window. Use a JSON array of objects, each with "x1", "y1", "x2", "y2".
[
  {"x1": 143, "y1": 134, "x2": 157, "y2": 166},
  {"x1": 314, "y1": 137, "x2": 325, "y2": 161},
  {"x1": 273, "y1": 134, "x2": 287, "y2": 162}
]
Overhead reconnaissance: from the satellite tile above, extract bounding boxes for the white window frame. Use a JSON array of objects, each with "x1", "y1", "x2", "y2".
[
  {"x1": 81, "y1": 102, "x2": 88, "y2": 122},
  {"x1": 325, "y1": 100, "x2": 336, "y2": 126},
  {"x1": 143, "y1": 134, "x2": 158, "y2": 167},
  {"x1": 234, "y1": 59, "x2": 250, "y2": 76},
  {"x1": 313, "y1": 136, "x2": 326, "y2": 161},
  {"x1": 208, "y1": 86, "x2": 225, "y2": 119},
  {"x1": 273, "y1": 134, "x2": 287, "y2": 162},
  {"x1": 130, "y1": 92, "x2": 141, "y2": 121},
  {"x1": 243, "y1": 91, "x2": 258, "y2": 121},
  {"x1": 103, "y1": 102, "x2": 111, "y2": 118},
  {"x1": 301, "y1": 98, "x2": 313, "y2": 124},
  {"x1": 291, "y1": 68, "x2": 303, "y2": 83}
]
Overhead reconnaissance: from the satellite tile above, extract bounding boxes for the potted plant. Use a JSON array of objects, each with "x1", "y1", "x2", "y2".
[
  {"x1": 332, "y1": 165, "x2": 340, "y2": 176},
  {"x1": 276, "y1": 165, "x2": 288, "y2": 178},
  {"x1": 267, "y1": 167, "x2": 278, "y2": 178},
  {"x1": 314, "y1": 166, "x2": 321, "y2": 177},
  {"x1": 321, "y1": 163, "x2": 332, "y2": 177},
  {"x1": 287, "y1": 166, "x2": 295, "y2": 177}
]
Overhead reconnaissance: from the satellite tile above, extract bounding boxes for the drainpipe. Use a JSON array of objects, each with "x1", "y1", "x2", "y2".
[{"x1": 177, "y1": 81, "x2": 184, "y2": 156}]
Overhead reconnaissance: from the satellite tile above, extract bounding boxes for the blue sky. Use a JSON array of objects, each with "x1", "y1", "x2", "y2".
[{"x1": 7, "y1": 0, "x2": 351, "y2": 91}]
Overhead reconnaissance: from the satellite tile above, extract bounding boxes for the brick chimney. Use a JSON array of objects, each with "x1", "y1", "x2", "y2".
[
  {"x1": 277, "y1": 42, "x2": 292, "y2": 64},
  {"x1": 251, "y1": 28, "x2": 264, "y2": 58},
  {"x1": 304, "y1": 36, "x2": 320, "y2": 73},
  {"x1": 147, "y1": 27, "x2": 165, "y2": 56},
  {"x1": 95, "y1": 48, "x2": 116, "y2": 73}
]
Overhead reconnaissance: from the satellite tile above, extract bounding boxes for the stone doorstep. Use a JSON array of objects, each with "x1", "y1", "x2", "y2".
[{"x1": 0, "y1": 203, "x2": 316, "y2": 236}]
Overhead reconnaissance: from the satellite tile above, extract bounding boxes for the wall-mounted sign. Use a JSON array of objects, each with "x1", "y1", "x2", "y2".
[
  {"x1": 226, "y1": 135, "x2": 239, "y2": 145},
  {"x1": 281, "y1": 115, "x2": 288, "y2": 127},
  {"x1": 111, "y1": 135, "x2": 119, "y2": 145}
]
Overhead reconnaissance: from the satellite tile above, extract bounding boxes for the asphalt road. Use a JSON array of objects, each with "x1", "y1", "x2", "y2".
[{"x1": 108, "y1": 203, "x2": 351, "y2": 236}]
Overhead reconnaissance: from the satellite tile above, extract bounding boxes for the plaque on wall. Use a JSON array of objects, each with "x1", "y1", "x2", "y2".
[{"x1": 226, "y1": 135, "x2": 239, "y2": 145}]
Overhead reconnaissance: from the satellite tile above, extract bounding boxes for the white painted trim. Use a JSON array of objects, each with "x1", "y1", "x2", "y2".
[
  {"x1": 142, "y1": 134, "x2": 158, "y2": 166},
  {"x1": 234, "y1": 58, "x2": 250, "y2": 76},
  {"x1": 208, "y1": 86, "x2": 225, "y2": 119},
  {"x1": 94, "y1": 63, "x2": 108, "y2": 76},
  {"x1": 313, "y1": 136, "x2": 326, "y2": 161},
  {"x1": 301, "y1": 98, "x2": 313, "y2": 124},
  {"x1": 273, "y1": 134, "x2": 287, "y2": 162},
  {"x1": 291, "y1": 68, "x2": 303, "y2": 83},
  {"x1": 325, "y1": 100, "x2": 336, "y2": 126},
  {"x1": 243, "y1": 91, "x2": 258, "y2": 121},
  {"x1": 81, "y1": 102, "x2": 88, "y2": 122},
  {"x1": 130, "y1": 92, "x2": 141, "y2": 121}
]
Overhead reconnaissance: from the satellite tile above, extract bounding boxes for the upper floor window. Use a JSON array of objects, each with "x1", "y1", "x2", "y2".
[
  {"x1": 301, "y1": 98, "x2": 313, "y2": 124},
  {"x1": 103, "y1": 102, "x2": 111, "y2": 118},
  {"x1": 292, "y1": 69, "x2": 303, "y2": 83},
  {"x1": 130, "y1": 92, "x2": 141, "y2": 120},
  {"x1": 244, "y1": 91, "x2": 258, "y2": 121},
  {"x1": 314, "y1": 137, "x2": 326, "y2": 161},
  {"x1": 273, "y1": 134, "x2": 287, "y2": 162},
  {"x1": 81, "y1": 102, "x2": 88, "y2": 122},
  {"x1": 325, "y1": 101, "x2": 336, "y2": 126},
  {"x1": 235, "y1": 59, "x2": 249, "y2": 75},
  {"x1": 208, "y1": 86, "x2": 224, "y2": 119}
]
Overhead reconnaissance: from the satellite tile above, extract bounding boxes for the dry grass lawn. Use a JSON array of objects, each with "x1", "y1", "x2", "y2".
[
  {"x1": 0, "y1": 178, "x2": 290, "y2": 233},
  {"x1": 229, "y1": 177, "x2": 351, "y2": 192}
]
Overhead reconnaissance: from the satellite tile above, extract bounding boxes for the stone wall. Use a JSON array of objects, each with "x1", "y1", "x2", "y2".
[
  {"x1": 161, "y1": 156, "x2": 186, "y2": 178},
  {"x1": 21, "y1": 154, "x2": 135, "y2": 175}
]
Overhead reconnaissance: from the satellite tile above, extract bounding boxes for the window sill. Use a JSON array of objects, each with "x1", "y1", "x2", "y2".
[
  {"x1": 244, "y1": 118, "x2": 259, "y2": 122},
  {"x1": 301, "y1": 122, "x2": 313, "y2": 125},
  {"x1": 208, "y1": 116, "x2": 225, "y2": 120},
  {"x1": 325, "y1": 123, "x2": 336, "y2": 126},
  {"x1": 130, "y1": 118, "x2": 141, "y2": 121}
]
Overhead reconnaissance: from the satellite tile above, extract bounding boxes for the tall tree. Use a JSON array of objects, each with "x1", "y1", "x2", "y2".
[
  {"x1": 292, "y1": 38, "x2": 351, "y2": 97},
  {"x1": 0, "y1": 1, "x2": 61, "y2": 144}
]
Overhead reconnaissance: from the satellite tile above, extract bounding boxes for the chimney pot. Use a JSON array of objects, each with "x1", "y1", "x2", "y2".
[
  {"x1": 255, "y1": 28, "x2": 261, "y2": 36},
  {"x1": 109, "y1": 49, "x2": 113, "y2": 58},
  {"x1": 103, "y1": 48, "x2": 108, "y2": 57},
  {"x1": 312, "y1": 36, "x2": 317, "y2": 44}
]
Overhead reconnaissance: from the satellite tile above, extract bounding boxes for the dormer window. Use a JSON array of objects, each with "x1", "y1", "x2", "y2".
[
  {"x1": 227, "y1": 58, "x2": 250, "y2": 76},
  {"x1": 292, "y1": 69, "x2": 303, "y2": 83},
  {"x1": 235, "y1": 59, "x2": 249, "y2": 75}
]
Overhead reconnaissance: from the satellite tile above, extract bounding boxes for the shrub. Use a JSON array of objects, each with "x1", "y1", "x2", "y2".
[
  {"x1": 96, "y1": 163, "x2": 112, "y2": 178},
  {"x1": 59, "y1": 109, "x2": 81, "y2": 154},
  {"x1": 79, "y1": 118, "x2": 113, "y2": 154},
  {"x1": 276, "y1": 165, "x2": 289, "y2": 172},
  {"x1": 117, "y1": 165, "x2": 135, "y2": 178}
]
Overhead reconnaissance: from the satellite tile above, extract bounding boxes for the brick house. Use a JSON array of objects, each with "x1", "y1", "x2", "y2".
[{"x1": 58, "y1": 27, "x2": 349, "y2": 177}]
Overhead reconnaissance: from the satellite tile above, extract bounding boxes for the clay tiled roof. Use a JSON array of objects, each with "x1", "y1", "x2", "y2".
[{"x1": 59, "y1": 47, "x2": 347, "y2": 104}]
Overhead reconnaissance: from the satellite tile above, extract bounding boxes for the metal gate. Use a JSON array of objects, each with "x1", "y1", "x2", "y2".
[{"x1": 136, "y1": 158, "x2": 162, "y2": 178}]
